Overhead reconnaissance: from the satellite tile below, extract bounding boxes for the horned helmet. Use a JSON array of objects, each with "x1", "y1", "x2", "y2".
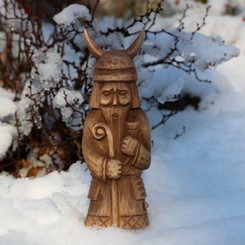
[{"x1": 83, "y1": 29, "x2": 144, "y2": 109}]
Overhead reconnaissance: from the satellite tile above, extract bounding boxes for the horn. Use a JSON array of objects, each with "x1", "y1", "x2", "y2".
[
  {"x1": 126, "y1": 31, "x2": 144, "y2": 58},
  {"x1": 83, "y1": 29, "x2": 104, "y2": 59}
]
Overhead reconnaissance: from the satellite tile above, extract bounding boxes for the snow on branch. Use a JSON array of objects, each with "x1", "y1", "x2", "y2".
[{"x1": 53, "y1": 4, "x2": 91, "y2": 27}]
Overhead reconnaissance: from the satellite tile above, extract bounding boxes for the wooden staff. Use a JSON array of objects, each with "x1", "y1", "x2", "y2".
[{"x1": 92, "y1": 123, "x2": 118, "y2": 226}]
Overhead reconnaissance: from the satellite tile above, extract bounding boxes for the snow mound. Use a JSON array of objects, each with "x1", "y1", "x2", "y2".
[
  {"x1": 0, "y1": 88, "x2": 16, "y2": 158},
  {"x1": 177, "y1": 32, "x2": 240, "y2": 70},
  {"x1": 53, "y1": 4, "x2": 91, "y2": 26},
  {"x1": 0, "y1": 97, "x2": 16, "y2": 119},
  {"x1": 141, "y1": 30, "x2": 239, "y2": 101},
  {"x1": 0, "y1": 123, "x2": 15, "y2": 159},
  {"x1": 1, "y1": 103, "x2": 245, "y2": 244}
]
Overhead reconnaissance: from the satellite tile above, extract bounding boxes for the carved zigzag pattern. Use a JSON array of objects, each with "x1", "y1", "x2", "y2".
[
  {"x1": 85, "y1": 215, "x2": 111, "y2": 227},
  {"x1": 121, "y1": 215, "x2": 149, "y2": 229}
]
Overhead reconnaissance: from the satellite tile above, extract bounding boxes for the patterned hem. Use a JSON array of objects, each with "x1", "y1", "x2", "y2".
[
  {"x1": 85, "y1": 214, "x2": 149, "y2": 229},
  {"x1": 85, "y1": 215, "x2": 111, "y2": 227},
  {"x1": 120, "y1": 214, "x2": 149, "y2": 229}
]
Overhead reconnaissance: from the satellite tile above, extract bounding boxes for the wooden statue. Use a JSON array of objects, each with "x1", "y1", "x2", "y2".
[{"x1": 82, "y1": 29, "x2": 151, "y2": 229}]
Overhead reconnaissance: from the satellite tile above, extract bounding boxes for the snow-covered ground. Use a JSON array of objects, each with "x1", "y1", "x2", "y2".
[{"x1": 1, "y1": 2, "x2": 245, "y2": 245}]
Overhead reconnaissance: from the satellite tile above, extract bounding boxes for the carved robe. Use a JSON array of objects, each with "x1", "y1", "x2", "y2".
[{"x1": 82, "y1": 108, "x2": 151, "y2": 228}]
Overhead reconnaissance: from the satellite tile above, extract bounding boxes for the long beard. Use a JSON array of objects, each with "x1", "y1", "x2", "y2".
[{"x1": 101, "y1": 105, "x2": 130, "y2": 157}]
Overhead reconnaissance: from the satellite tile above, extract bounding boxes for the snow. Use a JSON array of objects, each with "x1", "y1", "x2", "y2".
[
  {"x1": 157, "y1": 78, "x2": 184, "y2": 103},
  {"x1": 54, "y1": 88, "x2": 84, "y2": 108},
  {"x1": 1, "y1": 1, "x2": 245, "y2": 244},
  {"x1": 176, "y1": 33, "x2": 240, "y2": 70},
  {"x1": 54, "y1": 88, "x2": 84, "y2": 126},
  {"x1": 16, "y1": 96, "x2": 34, "y2": 136},
  {"x1": 138, "y1": 22, "x2": 239, "y2": 102},
  {"x1": 53, "y1": 4, "x2": 91, "y2": 26},
  {"x1": 208, "y1": 0, "x2": 245, "y2": 15},
  {"x1": 2, "y1": 61, "x2": 245, "y2": 244},
  {"x1": 0, "y1": 97, "x2": 16, "y2": 118},
  {"x1": 0, "y1": 88, "x2": 15, "y2": 100},
  {"x1": 0, "y1": 96, "x2": 16, "y2": 119},
  {"x1": 1, "y1": 81, "x2": 245, "y2": 243},
  {"x1": 33, "y1": 50, "x2": 62, "y2": 89},
  {"x1": 38, "y1": 54, "x2": 61, "y2": 83},
  {"x1": 0, "y1": 123, "x2": 15, "y2": 159},
  {"x1": 0, "y1": 88, "x2": 16, "y2": 159}
]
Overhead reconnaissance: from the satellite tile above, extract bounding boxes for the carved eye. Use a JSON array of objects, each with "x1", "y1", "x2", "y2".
[
  {"x1": 119, "y1": 90, "x2": 128, "y2": 96},
  {"x1": 102, "y1": 91, "x2": 111, "y2": 96}
]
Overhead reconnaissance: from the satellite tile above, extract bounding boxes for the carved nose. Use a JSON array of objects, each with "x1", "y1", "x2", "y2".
[{"x1": 112, "y1": 94, "x2": 118, "y2": 106}]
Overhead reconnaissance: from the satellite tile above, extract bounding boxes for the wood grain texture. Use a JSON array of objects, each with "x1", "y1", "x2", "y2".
[{"x1": 82, "y1": 30, "x2": 151, "y2": 229}]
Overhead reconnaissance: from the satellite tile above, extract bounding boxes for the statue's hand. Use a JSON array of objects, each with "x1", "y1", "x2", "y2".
[
  {"x1": 121, "y1": 136, "x2": 139, "y2": 157},
  {"x1": 106, "y1": 159, "x2": 122, "y2": 179}
]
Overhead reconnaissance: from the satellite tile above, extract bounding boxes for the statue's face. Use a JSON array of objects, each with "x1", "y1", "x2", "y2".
[{"x1": 100, "y1": 82, "x2": 131, "y2": 106}]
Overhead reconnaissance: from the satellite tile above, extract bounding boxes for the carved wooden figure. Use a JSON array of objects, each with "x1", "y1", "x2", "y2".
[{"x1": 82, "y1": 29, "x2": 151, "y2": 229}]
